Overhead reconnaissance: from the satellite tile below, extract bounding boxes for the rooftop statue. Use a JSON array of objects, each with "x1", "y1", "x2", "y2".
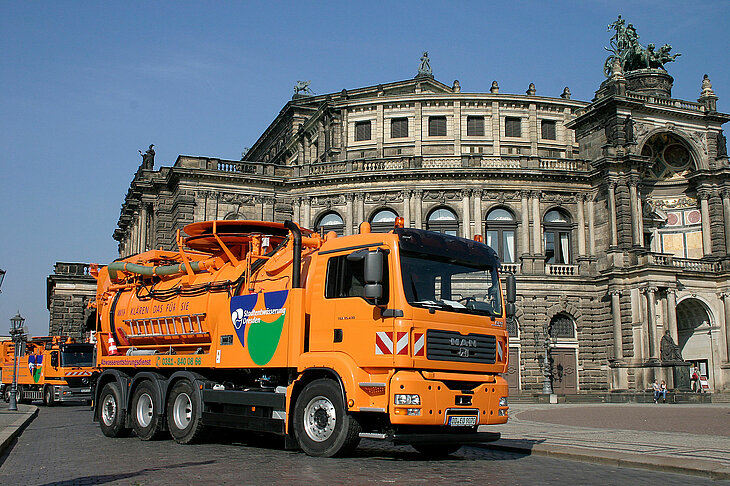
[
  {"x1": 139, "y1": 144, "x2": 155, "y2": 170},
  {"x1": 294, "y1": 80, "x2": 313, "y2": 96},
  {"x1": 417, "y1": 51, "x2": 432, "y2": 77},
  {"x1": 604, "y1": 15, "x2": 680, "y2": 77}
]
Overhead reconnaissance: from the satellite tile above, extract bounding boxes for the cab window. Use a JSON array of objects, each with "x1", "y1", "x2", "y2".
[{"x1": 325, "y1": 253, "x2": 389, "y2": 303}]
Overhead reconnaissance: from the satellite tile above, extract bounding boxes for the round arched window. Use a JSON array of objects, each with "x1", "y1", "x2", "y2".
[
  {"x1": 640, "y1": 133, "x2": 694, "y2": 179},
  {"x1": 370, "y1": 209, "x2": 398, "y2": 233},
  {"x1": 426, "y1": 207, "x2": 458, "y2": 235},
  {"x1": 549, "y1": 313, "x2": 575, "y2": 339},
  {"x1": 486, "y1": 208, "x2": 517, "y2": 263},
  {"x1": 315, "y1": 212, "x2": 344, "y2": 236},
  {"x1": 544, "y1": 209, "x2": 571, "y2": 264}
]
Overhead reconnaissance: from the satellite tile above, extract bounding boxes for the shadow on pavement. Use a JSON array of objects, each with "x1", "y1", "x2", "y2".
[{"x1": 36, "y1": 460, "x2": 217, "y2": 486}]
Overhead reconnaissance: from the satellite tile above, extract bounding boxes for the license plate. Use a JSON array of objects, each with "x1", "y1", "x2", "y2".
[
  {"x1": 80, "y1": 388, "x2": 91, "y2": 393},
  {"x1": 448, "y1": 416, "x2": 477, "y2": 427}
]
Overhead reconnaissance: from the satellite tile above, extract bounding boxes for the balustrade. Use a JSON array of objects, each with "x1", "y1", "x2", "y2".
[{"x1": 545, "y1": 263, "x2": 579, "y2": 276}]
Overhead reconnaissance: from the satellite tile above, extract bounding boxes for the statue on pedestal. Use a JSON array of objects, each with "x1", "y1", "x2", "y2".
[
  {"x1": 660, "y1": 329, "x2": 683, "y2": 361},
  {"x1": 139, "y1": 144, "x2": 155, "y2": 170}
]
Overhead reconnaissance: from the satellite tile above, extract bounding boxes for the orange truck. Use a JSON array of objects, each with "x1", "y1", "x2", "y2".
[
  {"x1": 1, "y1": 337, "x2": 95, "y2": 405},
  {"x1": 92, "y1": 219, "x2": 516, "y2": 457}
]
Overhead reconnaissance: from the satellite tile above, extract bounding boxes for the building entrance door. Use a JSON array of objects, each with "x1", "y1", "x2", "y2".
[
  {"x1": 506, "y1": 347, "x2": 519, "y2": 392},
  {"x1": 551, "y1": 348, "x2": 577, "y2": 394}
]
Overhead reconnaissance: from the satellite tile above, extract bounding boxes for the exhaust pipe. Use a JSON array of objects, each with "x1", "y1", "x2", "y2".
[{"x1": 284, "y1": 220, "x2": 302, "y2": 288}]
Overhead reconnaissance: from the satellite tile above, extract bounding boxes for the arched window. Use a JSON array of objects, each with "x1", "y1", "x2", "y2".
[
  {"x1": 426, "y1": 207, "x2": 458, "y2": 235},
  {"x1": 549, "y1": 313, "x2": 575, "y2": 339},
  {"x1": 370, "y1": 209, "x2": 398, "y2": 233},
  {"x1": 315, "y1": 212, "x2": 344, "y2": 236},
  {"x1": 544, "y1": 209, "x2": 572, "y2": 264},
  {"x1": 486, "y1": 208, "x2": 517, "y2": 263}
]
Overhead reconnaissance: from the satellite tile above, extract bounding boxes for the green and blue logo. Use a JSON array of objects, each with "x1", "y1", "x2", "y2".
[
  {"x1": 231, "y1": 290, "x2": 288, "y2": 366},
  {"x1": 28, "y1": 355, "x2": 43, "y2": 383}
]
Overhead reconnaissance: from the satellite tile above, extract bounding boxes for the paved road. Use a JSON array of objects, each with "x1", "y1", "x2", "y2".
[{"x1": 1, "y1": 404, "x2": 727, "y2": 485}]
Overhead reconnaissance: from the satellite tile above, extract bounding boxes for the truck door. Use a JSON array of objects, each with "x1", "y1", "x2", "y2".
[{"x1": 323, "y1": 249, "x2": 395, "y2": 368}]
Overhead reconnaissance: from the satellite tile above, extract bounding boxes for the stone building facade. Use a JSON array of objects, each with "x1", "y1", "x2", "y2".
[
  {"x1": 46, "y1": 262, "x2": 97, "y2": 340},
  {"x1": 64, "y1": 46, "x2": 730, "y2": 394}
]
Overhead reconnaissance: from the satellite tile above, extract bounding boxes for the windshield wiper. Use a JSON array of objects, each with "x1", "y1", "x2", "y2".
[{"x1": 412, "y1": 300, "x2": 455, "y2": 311}]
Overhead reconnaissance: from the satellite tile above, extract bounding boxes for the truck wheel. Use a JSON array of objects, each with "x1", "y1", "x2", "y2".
[
  {"x1": 293, "y1": 378, "x2": 361, "y2": 457},
  {"x1": 412, "y1": 444, "x2": 461, "y2": 457},
  {"x1": 99, "y1": 382, "x2": 131, "y2": 438},
  {"x1": 43, "y1": 386, "x2": 55, "y2": 406},
  {"x1": 131, "y1": 381, "x2": 166, "y2": 441},
  {"x1": 166, "y1": 380, "x2": 205, "y2": 444}
]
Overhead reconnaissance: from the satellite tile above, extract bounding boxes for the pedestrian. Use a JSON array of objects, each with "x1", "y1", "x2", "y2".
[
  {"x1": 652, "y1": 379, "x2": 661, "y2": 404},
  {"x1": 691, "y1": 365, "x2": 700, "y2": 392},
  {"x1": 659, "y1": 380, "x2": 667, "y2": 403}
]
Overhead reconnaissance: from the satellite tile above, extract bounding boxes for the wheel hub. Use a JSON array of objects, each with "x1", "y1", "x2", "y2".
[
  {"x1": 102, "y1": 395, "x2": 116, "y2": 426},
  {"x1": 303, "y1": 396, "x2": 336, "y2": 442}
]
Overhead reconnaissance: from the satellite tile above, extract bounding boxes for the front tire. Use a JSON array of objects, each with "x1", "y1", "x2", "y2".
[
  {"x1": 293, "y1": 378, "x2": 361, "y2": 457},
  {"x1": 98, "y1": 382, "x2": 131, "y2": 438},
  {"x1": 166, "y1": 380, "x2": 205, "y2": 444},
  {"x1": 131, "y1": 381, "x2": 166, "y2": 440},
  {"x1": 43, "y1": 386, "x2": 55, "y2": 406}
]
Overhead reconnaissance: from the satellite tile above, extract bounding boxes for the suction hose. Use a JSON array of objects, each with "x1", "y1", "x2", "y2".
[{"x1": 284, "y1": 220, "x2": 302, "y2": 288}]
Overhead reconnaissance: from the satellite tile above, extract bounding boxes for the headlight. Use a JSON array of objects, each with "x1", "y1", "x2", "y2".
[
  {"x1": 394, "y1": 394, "x2": 421, "y2": 405},
  {"x1": 499, "y1": 397, "x2": 508, "y2": 407}
]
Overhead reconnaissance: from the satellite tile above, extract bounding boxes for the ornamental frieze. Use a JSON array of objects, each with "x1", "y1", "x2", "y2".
[
  {"x1": 366, "y1": 192, "x2": 402, "y2": 203},
  {"x1": 312, "y1": 194, "x2": 346, "y2": 208},
  {"x1": 423, "y1": 190, "x2": 460, "y2": 203},
  {"x1": 688, "y1": 131, "x2": 708, "y2": 155},
  {"x1": 645, "y1": 196, "x2": 697, "y2": 210}
]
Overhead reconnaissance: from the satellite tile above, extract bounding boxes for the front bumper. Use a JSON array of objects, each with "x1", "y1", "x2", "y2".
[
  {"x1": 388, "y1": 370, "x2": 508, "y2": 427},
  {"x1": 53, "y1": 385, "x2": 92, "y2": 402}
]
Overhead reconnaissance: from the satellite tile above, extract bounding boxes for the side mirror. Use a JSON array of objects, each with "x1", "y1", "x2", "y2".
[
  {"x1": 364, "y1": 251, "x2": 384, "y2": 303},
  {"x1": 506, "y1": 273, "x2": 516, "y2": 304},
  {"x1": 51, "y1": 351, "x2": 59, "y2": 368}
]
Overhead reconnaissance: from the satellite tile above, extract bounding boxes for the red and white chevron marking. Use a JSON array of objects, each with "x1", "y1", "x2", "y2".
[
  {"x1": 375, "y1": 331, "x2": 393, "y2": 355},
  {"x1": 395, "y1": 332, "x2": 409, "y2": 355},
  {"x1": 413, "y1": 332, "x2": 425, "y2": 356},
  {"x1": 65, "y1": 371, "x2": 93, "y2": 376}
]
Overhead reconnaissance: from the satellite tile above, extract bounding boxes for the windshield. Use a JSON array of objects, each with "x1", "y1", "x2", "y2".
[
  {"x1": 397, "y1": 228, "x2": 503, "y2": 317},
  {"x1": 60, "y1": 344, "x2": 94, "y2": 368}
]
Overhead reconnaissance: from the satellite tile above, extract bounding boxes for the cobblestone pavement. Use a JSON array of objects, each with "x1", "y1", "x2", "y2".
[{"x1": 1, "y1": 405, "x2": 727, "y2": 485}]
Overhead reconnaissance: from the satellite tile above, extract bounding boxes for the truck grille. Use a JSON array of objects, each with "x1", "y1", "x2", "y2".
[{"x1": 426, "y1": 330, "x2": 496, "y2": 364}]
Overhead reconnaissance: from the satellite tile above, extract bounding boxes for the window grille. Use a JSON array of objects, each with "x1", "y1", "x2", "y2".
[
  {"x1": 355, "y1": 121, "x2": 371, "y2": 141},
  {"x1": 391, "y1": 118, "x2": 408, "y2": 138},
  {"x1": 505, "y1": 117, "x2": 521, "y2": 138},
  {"x1": 541, "y1": 120, "x2": 556, "y2": 140},
  {"x1": 428, "y1": 116, "x2": 447, "y2": 137},
  {"x1": 467, "y1": 116, "x2": 485, "y2": 136}
]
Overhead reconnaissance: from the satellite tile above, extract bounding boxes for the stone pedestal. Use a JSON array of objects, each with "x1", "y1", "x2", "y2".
[
  {"x1": 624, "y1": 69, "x2": 674, "y2": 98},
  {"x1": 669, "y1": 361, "x2": 692, "y2": 391}
]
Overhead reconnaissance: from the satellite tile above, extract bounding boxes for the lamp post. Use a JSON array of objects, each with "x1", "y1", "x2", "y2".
[
  {"x1": 8, "y1": 312, "x2": 25, "y2": 411},
  {"x1": 540, "y1": 322, "x2": 554, "y2": 395},
  {"x1": 0, "y1": 268, "x2": 6, "y2": 292}
]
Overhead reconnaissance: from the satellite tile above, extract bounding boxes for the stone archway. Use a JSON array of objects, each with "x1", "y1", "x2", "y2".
[{"x1": 676, "y1": 298, "x2": 714, "y2": 386}]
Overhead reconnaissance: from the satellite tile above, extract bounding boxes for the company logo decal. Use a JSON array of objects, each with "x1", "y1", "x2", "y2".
[
  {"x1": 28, "y1": 355, "x2": 43, "y2": 383},
  {"x1": 230, "y1": 290, "x2": 288, "y2": 366}
]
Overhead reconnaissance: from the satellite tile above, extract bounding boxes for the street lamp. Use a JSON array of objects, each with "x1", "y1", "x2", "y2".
[
  {"x1": 535, "y1": 321, "x2": 554, "y2": 395},
  {"x1": 8, "y1": 312, "x2": 25, "y2": 411},
  {"x1": 0, "y1": 268, "x2": 5, "y2": 292}
]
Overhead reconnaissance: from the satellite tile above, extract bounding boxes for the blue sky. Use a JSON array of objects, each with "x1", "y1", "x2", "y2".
[{"x1": 1, "y1": 1, "x2": 728, "y2": 336}]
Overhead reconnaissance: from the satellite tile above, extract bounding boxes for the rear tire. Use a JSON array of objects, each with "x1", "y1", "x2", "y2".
[
  {"x1": 166, "y1": 380, "x2": 205, "y2": 444},
  {"x1": 98, "y1": 382, "x2": 131, "y2": 438},
  {"x1": 131, "y1": 381, "x2": 166, "y2": 440},
  {"x1": 412, "y1": 443, "x2": 461, "y2": 457},
  {"x1": 293, "y1": 378, "x2": 361, "y2": 457},
  {"x1": 43, "y1": 386, "x2": 55, "y2": 406}
]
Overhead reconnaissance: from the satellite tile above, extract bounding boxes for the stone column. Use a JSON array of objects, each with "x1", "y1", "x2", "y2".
[
  {"x1": 666, "y1": 289, "x2": 678, "y2": 343},
  {"x1": 607, "y1": 181, "x2": 618, "y2": 247},
  {"x1": 292, "y1": 198, "x2": 301, "y2": 225},
  {"x1": 345, "y1": 193, "x2": 354, "y2": 235},
  {"x1": 629, "y1": 180, "x2": 642, "y2": 247},
  {"x1": 473, "y1": 189, "x2": 483, "y2": 237},
  {"x1": 302, "y1": 196, "x2": 311, "y2": 229},
  {"x1": 139, "y1": 206, "x2": 148, "y2": 252},
  {"x1": 414, "y1": 190, "x2": 423, "y2": 229},
  {"x1": 610, "y1": 290, "x2": 624, "y2": 360},
  {"x1": 588, "y1": 194, "x2": 596, "y2": 256},
  {"x1": 722, "y1": 189, "x2": 730, "y2": 254},
  {"x1": 531, "y1": 191, "x2": 541, "y2": 254},
  {"x1": 461, "y1": 189, "x2": 471, "y2": 238},
  {"x1": 520, "y1": 191, "x2": 530, "y2": 254},
  {"x1": 721, "y1": 292, "x2": 730, "y2": 362},
  {"x1": 402, "y1": 191, "x2": 411, "y2": 229},
  {"x1": 356, "y1": 193, "x2": 365, "y2": 229},
  {"x1": 643, "y1": 287, "x2": 659, "y2": 359},
  {"x1": 699, "y1": 190, "x2": 713, "y2": 255},
  {"x1": 577, "y1": 195, "x2": 586, "y2": 257}
]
